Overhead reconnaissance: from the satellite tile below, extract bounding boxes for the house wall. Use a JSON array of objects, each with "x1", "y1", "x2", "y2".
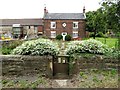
[{"x1": 44, "y1": 19, "x2": 86, "y2": 38}]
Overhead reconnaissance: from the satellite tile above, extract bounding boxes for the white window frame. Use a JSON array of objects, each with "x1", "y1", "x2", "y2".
[
  {"x1": 73, "y1": 22, "x2": 78, "y2": 29},
  {"x1": 72, "y1": 31, "x2": 78, "y2": 38},
  {"x1": 51, "y1": 31, "x2": 56, "y2": 38},
  {"x1": 51, "y1": 22, "x2": 56, "y2": 29}
]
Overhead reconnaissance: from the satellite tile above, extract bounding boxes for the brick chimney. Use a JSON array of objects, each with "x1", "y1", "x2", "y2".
[{"x1": 83, "y1": 6, "x2": 85, "y2": 13}]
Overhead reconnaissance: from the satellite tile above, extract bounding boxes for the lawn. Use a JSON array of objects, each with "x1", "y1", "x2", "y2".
[{"x1": 92, "y1": 37, "x2": 118, "y2": 48}]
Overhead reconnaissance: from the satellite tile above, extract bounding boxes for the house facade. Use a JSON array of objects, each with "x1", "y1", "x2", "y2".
[
  {"x1": 43, "y1": 7, "x2": 86, "y2": 39},
  {"x1": 0, "y1": 7, "x2": 86, "y2": 40}
]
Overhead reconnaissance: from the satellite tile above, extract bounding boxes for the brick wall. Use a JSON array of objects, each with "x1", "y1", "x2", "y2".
[{"x1": 1, "y1": 55, "x2": 53, "y2": 78}]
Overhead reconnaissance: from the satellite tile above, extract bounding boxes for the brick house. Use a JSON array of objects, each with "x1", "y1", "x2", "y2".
[{"x1": 43, "y1": 7, "x2": 86, "y2": 39}]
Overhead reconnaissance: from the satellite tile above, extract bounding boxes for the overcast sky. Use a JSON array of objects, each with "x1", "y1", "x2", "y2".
[{"x1": 0, "y1": 0, "x2": 102, "y2": 19}]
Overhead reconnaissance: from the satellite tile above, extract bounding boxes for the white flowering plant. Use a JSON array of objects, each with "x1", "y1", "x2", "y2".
[
  {"x1": 11, "y1": 38, "x2": 59, "y2": 56},
  {"x1": 65, "y1": 39, "x2": 112, "y2": 55}
]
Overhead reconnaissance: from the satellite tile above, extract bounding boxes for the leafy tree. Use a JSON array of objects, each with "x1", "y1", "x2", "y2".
[{"x1": 86, "y1": 0, "x2": 120, "y2": 36}]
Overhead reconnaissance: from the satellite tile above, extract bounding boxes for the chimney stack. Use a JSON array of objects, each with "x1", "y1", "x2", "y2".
[
  {"x1": 83, "y1": 6, "x2": 85, "y2": 13},
  {"x1": 44, "y1": 6, "x2": 47, "y2": 15}
]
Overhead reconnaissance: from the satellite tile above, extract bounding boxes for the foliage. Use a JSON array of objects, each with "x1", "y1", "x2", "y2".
[
  {"x1": 11, "y1": 38, "x2": 59, "y2": 56},
  {"x1": 1, "y1": 40, "x2": 23, "y2": 55},
  {"x1": 65, "y1": 39, "x2": 112, "y2": 55},
  {"x1": 65, "y1": 34, "x2": 72, "y2": 41},
  {"x1": 56, "y1": 34, "x2": 63, "y2": 40},
  {"x1": 86, "y1": 0, "x2": 120, "y2": 35},
  {"x1": 2, "y1": 74, "x2": 47, "y2": 88},
  {"x1": 0, "y1": 48, "x2": 12, "y2": 55},
  {"x1": 95, "y1": 37, "x2": 118, "y2": 48},
  {"x1": 89, "y1": 32, "x2": 95, "y2": 37},
  {"x1": 89, "y1": 32, "x2": 104, "y2": 38},
  {"x1": 96, "y1": 32, "x2": 104, "y2": 37}
]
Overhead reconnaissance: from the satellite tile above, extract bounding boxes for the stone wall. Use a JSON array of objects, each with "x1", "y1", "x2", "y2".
[
  {"x1": 1, "y1": 55, "x2": 118, "y2": 78},
  {"x1": 1, "y1": 55, "x2": 53, "y2": 78},
  {"x1": 70, "y1": 55, "x2": 118, "y2": 75}
]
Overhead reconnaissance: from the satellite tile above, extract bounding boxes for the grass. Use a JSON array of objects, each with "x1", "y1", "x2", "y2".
[
  {"x1": 78, "y1": 69, "x2": 118, "y2": 88},
  {"x1": 2, "y1": 74, "x2": 47, "y2": 88},
  {"x1": 94, "y1": 37, "x2": 118, "y2": 48}
]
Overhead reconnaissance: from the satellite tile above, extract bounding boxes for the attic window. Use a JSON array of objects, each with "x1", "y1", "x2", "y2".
[
  {"x1": 51, "y1": 22, "x2": 56, "y2": 29},
  {"x1": 73, "y1": 22, "x2": 78, "y2": 29}
]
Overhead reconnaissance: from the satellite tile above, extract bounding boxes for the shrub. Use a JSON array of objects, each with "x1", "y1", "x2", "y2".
[
  {"x1": 65, "y1": 34, "x2": 72, "y2": 41},
  {"x1": 96, "y1": 32, "x2": 104, "y2": 37},
  {"x1": 1, "y1": 40, "x2": 23, "y2": 55},
  {"x1": 89, "y1": 32, "x2": 95, "y2": 37},
  {"x1": 11, "y1": 38, "x2": 59, "y2": 56},
  {"x1": 0, "y1": 48, "x2": 12, "y2": 55},
  {"x1": 56, "y1": 34, "x2": 63, "y2": 40},
  {"x1": 65, "y1": 39, "x2": 112, "y2": 55}
]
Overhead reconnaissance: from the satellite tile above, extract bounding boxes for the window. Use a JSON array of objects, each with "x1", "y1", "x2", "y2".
[
  {"x1": 51, "y1": 22, "x2": 56, "y2": 29},
  {"x1": 51, "y1": 31, "x2": 56, "y2": 38},
  {"x1": 73, "y1": 22, "x2": 78, "y2": 29},
  {"x1": 13, "y1": 28, "x2": 21, "y2": 34},
  {"x1": 73, "y1": 31, "x2": 78, "y2": 38}
]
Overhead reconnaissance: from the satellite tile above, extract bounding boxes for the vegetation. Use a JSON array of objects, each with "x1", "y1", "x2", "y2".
[
  {"x1": 95, "y1": 37, "x2": 118, "y2": 48},
  {"x1": 0, "y1": 40, "x2": 23, "y2": 55},
  {"x1": 65, "y1": 39, "x2": 112, "y2": 55},
  {"x1": 86, "y1": 0, "x2": 120, "y2": 38},
  {"x1": 2, "y1": 74, "x2": 47, "y2": 88},
  {"x1": 78, "y1": 69, "x2": 118, "y2": 88},
  {"x1": 65, "y1": 34, "x2": 72, "y2": 41},
  {"x1": 96, "y1": 32, "x2": 105, "y2": 37},
  {"x1": 2, "y1": 69, "x2": 118, "y2": 88},
  {"x1": 11, "y1": 38, "x2": 59, "y2": 56},
  {"x1": 56, "y1": 34, "x2": 63, "y2": 40}
]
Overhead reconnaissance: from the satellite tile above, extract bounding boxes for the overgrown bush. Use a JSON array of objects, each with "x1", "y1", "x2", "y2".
[
  {"x1": 11, "y1": 38, "x2": 59, "y2": 56},
  {"x1": 65, "y1": 34, "x2": 72, "y2": 41},
  {"x1": 56, "y1": 34, "x2": 63, "y2": 40},
  {"x1": 65, "y1": 39, "x2": 112, "y2": 55}
]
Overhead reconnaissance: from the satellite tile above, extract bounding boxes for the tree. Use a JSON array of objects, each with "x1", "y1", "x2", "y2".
[{"x1": 86, "y1": 0, "x2": 120, "y2": 36}]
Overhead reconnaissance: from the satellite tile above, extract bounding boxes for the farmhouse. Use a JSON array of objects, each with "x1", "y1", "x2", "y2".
[
  {"x1": 0, "y1": 7, "x2": 86, "y2": 39},
  {"x1": 43, "y1": 7, "x2": 86, "y2": 39}
]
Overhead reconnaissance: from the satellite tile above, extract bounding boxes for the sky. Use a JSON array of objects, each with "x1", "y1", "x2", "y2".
[{"x1": 0, "y1": 0, "x2": 102, "y2": 19}]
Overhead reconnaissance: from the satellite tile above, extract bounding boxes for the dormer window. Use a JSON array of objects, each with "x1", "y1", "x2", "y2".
[
  {"x1": 73, "y1": 22, "x2": 78, "y2": 29},
  {"x1": 51, "y1": 22, "x2": 56, "y2": 29}
]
